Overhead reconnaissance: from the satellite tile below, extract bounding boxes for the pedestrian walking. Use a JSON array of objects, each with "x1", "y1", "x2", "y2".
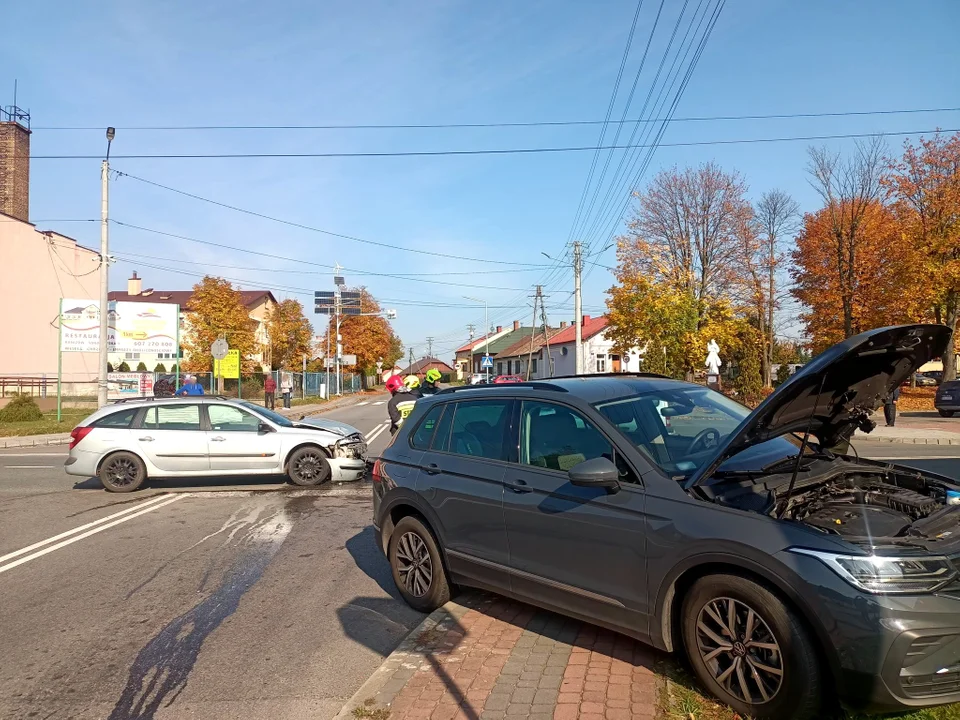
[
  {"x1": 884, "y1": 386, "x2": 901, "y2": 426},
  {"x1": 281, "y1": 373, "x2": 293, "y2": 409},
  {"x1": 263, "y1": 373, "x2": 277, "y2": 410}
]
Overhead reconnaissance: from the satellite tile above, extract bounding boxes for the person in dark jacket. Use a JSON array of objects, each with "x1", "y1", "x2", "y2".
[
  {"x1": 263, "y1": 374, "x2": 277, "y2": 410},
  {"x1": 386, "y1": 375, "x2": 418, "y2": 435},
  {"x1": 420, "y1": 368, "x2": 442, "y2": 396},
  {"x1": 884, "y1": 386, "x2": 901, "y2": 426}
]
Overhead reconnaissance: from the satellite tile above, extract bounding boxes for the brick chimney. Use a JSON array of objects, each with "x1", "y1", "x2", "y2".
[
  {"x1": 128, "y1": 271, "x2": 142, "y2": 296},
  {"x1": 560, "y1": 321, "x2": 568, "y2": 328},
  {"x1": 496, "y1": 325, "x2": 502, "y2": 333},
  {"x1": 0, "y1": 112, "x2": 31, "y2": 222},
  {"x1": 582, "y1": 315, "x2": 591, "y2": 326},
  {"x1": 513, "y1": 320, "x2": 520, "y2": 331}
]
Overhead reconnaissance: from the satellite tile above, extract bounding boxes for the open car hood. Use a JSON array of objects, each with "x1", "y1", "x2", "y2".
[{"x1": 685, "y1": 324, "x2": 952, "y2": 489}]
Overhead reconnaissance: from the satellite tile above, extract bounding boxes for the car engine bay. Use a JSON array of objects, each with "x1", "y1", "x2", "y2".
[{"x1": 703, "y1": 459, "x2": 960, "y2": 550}]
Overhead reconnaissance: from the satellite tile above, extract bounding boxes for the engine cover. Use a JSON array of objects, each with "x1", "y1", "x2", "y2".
[{"x1": 803, "y1": 502, "x2": 912, "y2": 538}]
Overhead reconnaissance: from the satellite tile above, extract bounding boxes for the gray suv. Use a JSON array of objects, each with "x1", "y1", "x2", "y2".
[{"x1": 372, "y1": 325, "x2": 960, "y2": 719}]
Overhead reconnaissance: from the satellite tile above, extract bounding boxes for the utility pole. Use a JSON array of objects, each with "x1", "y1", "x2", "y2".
[
  {"x1": 526, "y1": 286, "x2": 540, "y2": 380},
  {"x1": 467, "y1": 324, "x2": 476, "y2": 341},
  {"x1": 97, "y1": 127, "x2": 115, "y2": 408},
  {"x1": 426, "y1": 337, "x2": 434, "y2": 358},
  {"x1": 333, "y1": 263, "x2": 344, "y2": 396},
  {"x1": 573, "y1": 241, "x2": 583, "y2": 376},
  {"x1": 408, "y1": 346, "x2": 414, "y2": 370},
  {"x1": 540, "y1": 291, "x2": 555, "y2": 377}
]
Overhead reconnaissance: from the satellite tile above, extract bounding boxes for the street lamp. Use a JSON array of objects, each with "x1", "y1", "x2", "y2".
[
  {"x1": 464, "y1": 296, "x2": 489, "y2": 382},
  {"x1": 97, "y1": 127, "x2": 116, "y2": 407}
]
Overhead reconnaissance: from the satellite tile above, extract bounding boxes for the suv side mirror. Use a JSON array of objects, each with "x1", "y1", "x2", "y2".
[
  {"x1": 568, "y1": 457, "x2": 620, "y2": 492},
  {"x1": 258, "y1": 422, "x2": 275, "y2": 434}
]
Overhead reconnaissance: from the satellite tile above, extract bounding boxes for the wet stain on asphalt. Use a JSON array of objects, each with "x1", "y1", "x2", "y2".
[
  {"x1": 64, "y1": 494, "x2": 168, "y2": 518},
  {"x1": 108, "y1": 502, "x2": 293, "y2": 720}
]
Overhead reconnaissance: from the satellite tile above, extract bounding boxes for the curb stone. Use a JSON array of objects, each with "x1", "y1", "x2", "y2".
[
  {"x1": 332, "y1": 602, "x2": 466, "y2": 720},
  {"x1": 0, "y1": 434, "x2": 71, "y2": 449}
]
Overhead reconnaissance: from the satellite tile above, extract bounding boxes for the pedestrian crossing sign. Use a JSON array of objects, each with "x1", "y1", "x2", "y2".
[{"x1": 481, "y1": 355, "x2": 494, "y2": 369}]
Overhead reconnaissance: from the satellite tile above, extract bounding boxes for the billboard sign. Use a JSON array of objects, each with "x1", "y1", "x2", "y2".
[
  {"x1": 107, "y1": 372, "x2": 155, "y2": 400},
  {"x1": 60, "y1": 299, "x2": 179, "y2": 354}
]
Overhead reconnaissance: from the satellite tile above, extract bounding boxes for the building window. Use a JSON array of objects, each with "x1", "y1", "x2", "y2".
[
  {"x1": 532, "y1": 358, "x2": 538, "y2": 374},
  {"x1": 596, "y1": 355, "x2": 607, "y2": 373},
  {"x1": 124, "y1": 352, "x2": 141, "y2": 360},
  {"x1": 497, "y1": 362, "x2": 503, "y2": 375}
]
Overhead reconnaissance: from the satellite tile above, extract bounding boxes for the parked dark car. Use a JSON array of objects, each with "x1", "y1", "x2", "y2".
[
  {"x1": 373, "y1": 325, "x2": 960, "y2": 719},
  {"x1": 935, "y1": 380, "x2": 960, "y2": 417}
]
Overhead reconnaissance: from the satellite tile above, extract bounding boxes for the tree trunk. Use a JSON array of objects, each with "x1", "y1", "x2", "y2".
[
  {"x1": 765, "y1": 239, "x2": 775, "y2": 387},
  {"x1": 360, "y1": 372, "x2": 369, "y2": 391},
  {"x1": 945, "y1": 291, "x2": 959, "y2": 381}
]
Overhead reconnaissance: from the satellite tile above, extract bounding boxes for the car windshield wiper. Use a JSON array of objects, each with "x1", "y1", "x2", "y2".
[{"x1": 713, "y1": 454, "x2": 818, "y2": 478}]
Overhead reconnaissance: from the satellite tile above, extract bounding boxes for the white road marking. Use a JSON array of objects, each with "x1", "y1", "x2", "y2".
[
  {"x1": 0, "y1": 453, "x2": 68, "y2": 458},
  {"x1": 4, "y1": 465, "x2": 57, "y2": 469},
  {"x1": 357, "y1": 401, "x2": 370, "y2": 406},
  {"x1": 0, "y1": 495, "x2": 184, "y2": 575},
  {"x1": 373, "y1": 401, "x2": 385, "y2": 406},
  {"x1": 365, "y1": 422, "x2": 389, "y2": 445},
  {"x1": 0, "y1": 494, "x2": 176, "y2": 565}
]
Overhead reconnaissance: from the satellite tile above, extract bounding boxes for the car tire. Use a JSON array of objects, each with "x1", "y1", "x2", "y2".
[
  {"x1": 99, "y1": 451, "x2": 147, "y2": 493},
  {"x1": 681, "y1": 574, "x2": 821, "y2": 720},
  {"x1": 939, "y1": 409, "x2": 954, "y2": 418},
  {"x1": 287, "y1": 446, "x2": 332, "y2": 486},
  {"x1": 388, "y1": 516, "x2": 451, "y2": 613}
]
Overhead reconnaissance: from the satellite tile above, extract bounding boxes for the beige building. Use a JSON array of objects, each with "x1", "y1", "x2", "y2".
[
  {"x1": 0, "y1": 110, "x2": 102, "y2": 392},
  {"x1": 109, "y1": 273, "x2": 277, "y2": 370}
]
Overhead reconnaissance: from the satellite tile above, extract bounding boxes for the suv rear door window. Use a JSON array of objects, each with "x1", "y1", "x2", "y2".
[
  {"x1": 448, "y1": 400, "x2": 509, "y2": 460},
  {"x1": 410, "y1": 404, "x2": 444, "y2": 449},
  {"x1": 520, "y1": 400, "x2": 613, "y2": 471}
]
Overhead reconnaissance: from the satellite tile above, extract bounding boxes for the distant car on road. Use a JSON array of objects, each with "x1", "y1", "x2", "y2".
[
  {"x1": 935, "y1": 379, "x2": 960, "y2": 417},
  {"x1": 64, "y1": 397, "x2": 367, "y2": 492},
  {"x1": 915, "y1": 373, "x2": 938, "y2": 387},
  {"x1": 493, "y1": 374, "x2": 523, "y2": 384},
  {"x1": 469, "y1": 373, "x2": 486, "y2": 385}
]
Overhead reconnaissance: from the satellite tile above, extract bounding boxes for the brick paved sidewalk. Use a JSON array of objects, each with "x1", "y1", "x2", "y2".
[{"x1": 335, "y1": 592, "x2": 661, "y2": 720}]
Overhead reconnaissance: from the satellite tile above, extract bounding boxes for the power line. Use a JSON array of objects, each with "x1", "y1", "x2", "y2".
[
  {"x1": 30, "y1": 127, "x2": 956, "y2": 160},
  {"x1": 109, "y1": 237, "x2": 531, "y2": 291},
  {"x1": 110, "y1": 174, "x2": 547, "y2": 266},
  {"x1": 32, "y1": 106, "x2": 960, "y2": 131}
]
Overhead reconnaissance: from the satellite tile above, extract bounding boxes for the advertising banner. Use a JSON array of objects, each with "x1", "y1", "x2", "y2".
[
  {"x1": 107, "y1": 372, "x2": 155, "y2": 400},
  {"x1": 213, "y1": 349, "x2": 241, "y2": 379},
  {"x1": 60, "y1": 299, "x2": 178, "y2": 354}
]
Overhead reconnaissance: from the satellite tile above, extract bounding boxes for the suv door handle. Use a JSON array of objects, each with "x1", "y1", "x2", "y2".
[
  {"x1": 138, "y1": 436, "x2": 154, "y2": 442},
  {"x1": 424, "y1": 463, "x2": 441, "y2": 475},
  {"x1": 505, "y1": 479, "x2": 531, "y2": 494},
  {"x1": 211, "y1": 436, "x2": 226, "y2": 442}
]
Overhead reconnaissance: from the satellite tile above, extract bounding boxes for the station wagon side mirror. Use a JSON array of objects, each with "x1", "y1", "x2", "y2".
[
  {"x1": 259, "y1": 422, "x2": 275, "y2": 434},
  {"x1": 568, "y1": 457, "x2": 620, "y2": 492}
]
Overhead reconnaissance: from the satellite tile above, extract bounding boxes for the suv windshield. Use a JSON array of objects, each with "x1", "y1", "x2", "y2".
[
  {"x1": 239, "y1": 401, "x2": 293, "y2": 427},
  {"x1": 594, "y1": 386, "x2": 797, "y2": 478}
]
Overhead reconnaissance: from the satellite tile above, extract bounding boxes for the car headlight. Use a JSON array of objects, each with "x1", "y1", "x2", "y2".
[{"x1": 792, "y1": 548, "x2": 958, "y2": 594}]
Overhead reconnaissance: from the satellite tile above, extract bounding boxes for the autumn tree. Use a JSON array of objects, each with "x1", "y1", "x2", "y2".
[
  {"x1": 805, "y1": 138, "x2": 887, "y2": 338},
  {"x1": 749, "y1": 189, "x2": 800, "y2": 386},
  {"x1": 885, "y1": 132, "x2": 960, "y2": 378},
  {"x1": 618, "y1": 162, "x2": 755, "y2": 330},
  {"x1": 267, "y1": 298, "x2": 313, "y2": 370},
  {"x1": 790, "y1": 202, "x2": 926, "y2": 352},
  {"x1": 320, "y1": 288, "x2": 403, "y2": 389},
  {"x1": 181, "y1": 276, "x2": 258, "y2": 373}
]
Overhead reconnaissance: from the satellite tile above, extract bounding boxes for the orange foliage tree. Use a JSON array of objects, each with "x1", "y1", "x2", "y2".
[
  {"x1": 181, "y1": 276, "x2": 258, "y2": 374},
  {"x1": 885, "y1": 132, "x2": 960, "y2": 378},
  {"x1": 266, "y1": 299, "x2": 312, "y2": 370},
  {"x1": 790, "y1": 202, "x2": 927, "y2": 352}
]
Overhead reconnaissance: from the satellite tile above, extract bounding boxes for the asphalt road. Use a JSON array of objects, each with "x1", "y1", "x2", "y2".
[{"x1": 0, "y1": 395, "x2": 419, "y2": 720}]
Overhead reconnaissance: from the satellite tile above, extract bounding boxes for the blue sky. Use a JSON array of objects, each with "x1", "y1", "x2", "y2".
[{"x1": 4, "y1": 0, "x2": 958, "y2": 362}]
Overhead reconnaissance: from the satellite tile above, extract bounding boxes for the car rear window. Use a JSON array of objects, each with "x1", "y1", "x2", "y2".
[{"x1": 93, "y1": 407, "x2": 138, "y2": 428}]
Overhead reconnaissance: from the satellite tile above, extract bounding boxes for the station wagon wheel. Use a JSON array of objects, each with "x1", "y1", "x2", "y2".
[
  {"x1": 388, "y1": 516, "x2": 451, "y2": 612},
  {"x1": 287, "y1": 446, "x2": 332, "y2": 486},
  {"x1": 681, "y1": 574, "x2": 822, "y2": 720},
  {"x1": 99, "y1": 452, "x2": 146, "y2": 493}
]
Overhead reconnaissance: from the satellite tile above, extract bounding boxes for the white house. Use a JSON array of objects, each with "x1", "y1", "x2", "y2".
[{"x1": 548, "y1": 316, "x2": 643, "y2": 376}]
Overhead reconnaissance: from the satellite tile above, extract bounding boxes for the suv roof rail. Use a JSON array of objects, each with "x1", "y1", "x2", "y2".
[
  {"x1": 545, "y1": 372, "x2": 671, "y2": 381},
  {"x1": 111, "y1": 395, "x2": 233, "y2": 404},
  {"x1": 436, "y1": 382, "x2": 568, "y2": 395}
]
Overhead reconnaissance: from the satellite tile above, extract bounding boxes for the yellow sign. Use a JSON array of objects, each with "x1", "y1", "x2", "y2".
[{"x1": 214, "y1": 349, "x2": 240, "y2": 379}]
